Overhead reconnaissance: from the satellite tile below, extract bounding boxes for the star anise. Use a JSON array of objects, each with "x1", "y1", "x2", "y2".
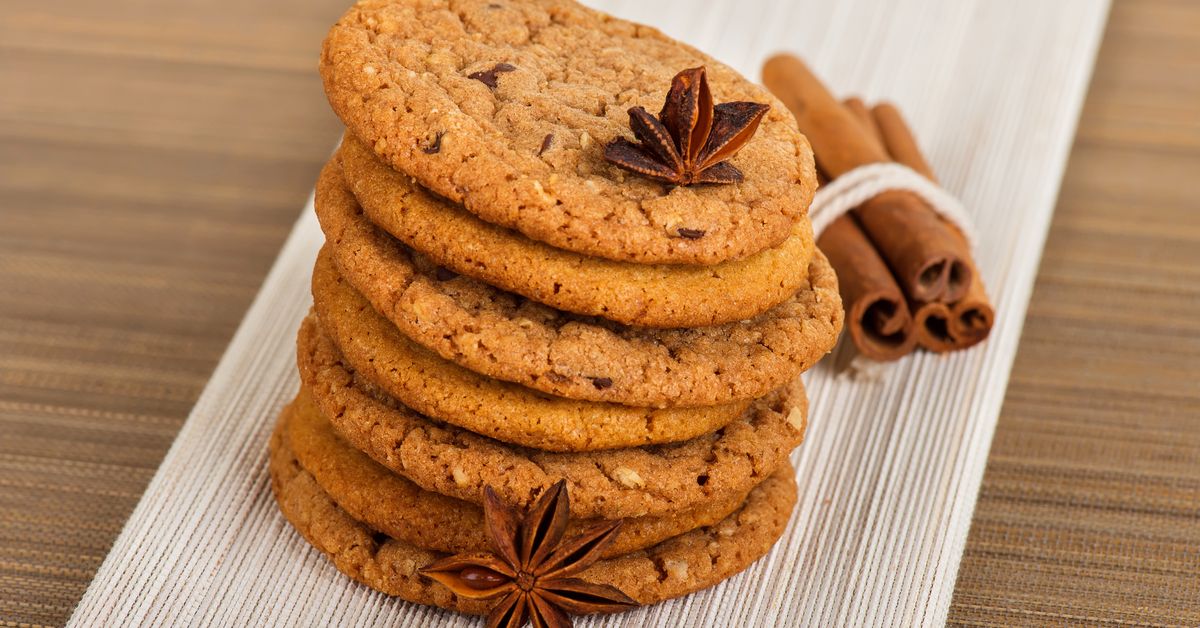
[
  {"x1": 420, "y1": 480, "x2": 636, "y2": 628},
  {"x1": 604, "y1": 66, "x2": 770, "y2": 186}
]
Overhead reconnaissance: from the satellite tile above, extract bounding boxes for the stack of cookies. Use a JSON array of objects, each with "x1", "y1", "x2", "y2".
[{"x1": 269, "y1": 0, "x2": 842, "y2": 623}]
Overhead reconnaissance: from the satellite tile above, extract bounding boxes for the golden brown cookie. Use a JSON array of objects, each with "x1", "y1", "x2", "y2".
[
  {"x1": 296, "y1": 313, "x2": 807, "y2": 520},
  {"x1": 336, "y1": 137, "x2": 817, "y2": 328},
  {"x1": 269, "y1": 406, "x2": 798, "y2": 611},
  {"x1": 317, "y1": 158, "x2": 843, "y2": 407},
  {"x1": 320, "y1": 0, "x2": 817, "y2": 265},
  {"x1": 285, "y1": 393, "x2": 752, "y2": 558},
  {"x1": 310, "y1": 250, "x2": 752, "y2": 451}
]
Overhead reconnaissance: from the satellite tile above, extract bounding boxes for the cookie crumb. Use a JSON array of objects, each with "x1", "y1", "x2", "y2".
[
  {"x1": 532, "y1": 180, "x2": 555, "y2": 205},
  {"x1": 663, "y1": 558, "x2": 689, "y2": 581},
  {"x1": 613, "y1": 467, "x2": 645, "y2": 489},
  {"x1": 410, "y1": 300, "x2": 432, "y2": 321},
  {"x1": 785, "y1": 407, "x2": 804, "y2": 431},
  {"x1": 451, "y1": 466, "x2": 470, "y2": 486}
]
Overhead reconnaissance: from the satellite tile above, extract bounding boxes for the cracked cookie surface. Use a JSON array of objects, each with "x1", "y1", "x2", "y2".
[
  {"x1": 318, "y1": 158, "x2": 842, "y2": 407},
  {"x1": 335, "y1": 138, "x2": 816, "y2": 329},
  {"x1": 295, "y1": 313, "x2": 807, "y2": 520},
  {"x1": 270, "y1": 405, "x2": 797, "y2": 609},
  {"x1": 320, "y1": 0, "x2": 816, "y2": 264}
]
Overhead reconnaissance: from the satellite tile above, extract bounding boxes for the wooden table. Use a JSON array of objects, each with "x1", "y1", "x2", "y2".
[{"x1": 1, "y1": 1, "x2": 1197, "y2": 625}]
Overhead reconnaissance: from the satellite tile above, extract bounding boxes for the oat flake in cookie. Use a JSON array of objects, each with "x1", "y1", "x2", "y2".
[{"x1": 320, "y1": 0, "x2": 817, "y2": 264}]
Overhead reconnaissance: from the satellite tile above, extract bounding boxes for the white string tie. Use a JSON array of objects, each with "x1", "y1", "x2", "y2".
[{"x1": 808, "y1": 162, "x2": 976, "y2": 249}]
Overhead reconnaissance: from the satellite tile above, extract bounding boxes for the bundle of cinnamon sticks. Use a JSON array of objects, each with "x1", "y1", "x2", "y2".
[{"x1": 762, "y1": 54, "x2": 994, "y2": 361}]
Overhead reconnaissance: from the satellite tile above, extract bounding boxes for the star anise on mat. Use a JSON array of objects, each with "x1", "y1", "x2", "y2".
[
  {"x1": 604, "y1": 66, "x2": 770, "y2": 186},
  {"x1": 420, "y1": 480, "x2": 636, "y2": 628}
]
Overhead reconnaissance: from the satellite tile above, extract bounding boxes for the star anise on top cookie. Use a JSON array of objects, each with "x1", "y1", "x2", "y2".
[
  {"x1": 604, "y1": 66, "x2": 770, "y2": 186},
  {"x1": 420, "y1": 480, "x2": 636, "y2": 628}
]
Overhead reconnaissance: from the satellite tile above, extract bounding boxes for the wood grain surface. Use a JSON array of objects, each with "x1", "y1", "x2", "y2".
[
  {"x1": 947, "y1": 1, "x2": 1200, "y2": 625},
  {"x1": 0, "y1": 1, "x2": 1196, "y2": 626},
  {"x1": 0, "y1": 2, "x2": 345, "y2": 625}
]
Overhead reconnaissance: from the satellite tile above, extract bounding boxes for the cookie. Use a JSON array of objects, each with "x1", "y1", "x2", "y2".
[
  {"x1": 285, "y1": 392, "x2": 752, "y2": 558},
  {"x1": 311, "y1": 251, "x2": 752, "y2": 451},
  {"x1": 320, "y1": 0, "x2": 817, "y2": 265},
  {"x1": 270, "y1": 406, "x2": 798, "y2": 610},
  {"x1": 296, "y1": 313, "x2": 807, "y2": 520},
  {"x1": 317, "y1": 159, "x2": 843, "y2": 407},
  {"x1": 336, "y1": 137, "x2": 817, "y2": 328}
]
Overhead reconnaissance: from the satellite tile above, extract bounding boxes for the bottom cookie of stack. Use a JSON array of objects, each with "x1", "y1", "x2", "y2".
[{"x1": 269, "y1": 395, "x2": 799, "y2": 614}]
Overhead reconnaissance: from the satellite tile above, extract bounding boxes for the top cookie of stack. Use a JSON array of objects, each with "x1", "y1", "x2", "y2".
[{"x1": 321, "y1": 0, "x2": 815, "y2": 265}]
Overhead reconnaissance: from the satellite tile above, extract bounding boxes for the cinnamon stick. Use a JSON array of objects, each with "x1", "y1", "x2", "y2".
[
  {"x1": 821, "y1": 215, "x2": 918, "y2": 360},
  {"x1": 842, "y1": 97, "x2": 874, "y2": 139},
  {"x1": 912, "y1": 301, "x2": 957, "y2": 353},
  {"x1": 845, "y1": 98, "x2": 961, "y2": 352},
  {"x1": 763, "y1": 54, "x2": 973, "y2": 303},
  {"x1": 842, "y1": 98, "x2": 953, "y2": 352},
  {"x1": 872, "y1": 103, "x2": 994, "y2": 348},
  {"x1": 809, "y1": 106, "x2": 917, "y2": 361},
  {"x1": 871, "y1": 103, "x2": 934, "y2": 178}
]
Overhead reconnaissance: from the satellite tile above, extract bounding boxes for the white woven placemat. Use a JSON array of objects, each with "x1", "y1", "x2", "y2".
[{"x1": 67, "y1": 1, "x2": 1110, "y2": 626}]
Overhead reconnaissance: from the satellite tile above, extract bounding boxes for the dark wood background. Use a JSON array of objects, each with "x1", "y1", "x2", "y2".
[{"x1": 2, "y1": 1, "x2": 1197, "y2": 625}]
